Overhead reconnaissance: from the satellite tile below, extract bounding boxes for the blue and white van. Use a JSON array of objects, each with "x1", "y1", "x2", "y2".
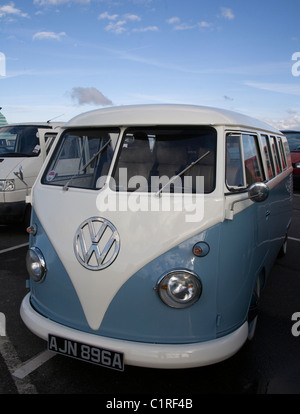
[{"x1": 21, "y1": 105, "x2": 293, "y2": 370}]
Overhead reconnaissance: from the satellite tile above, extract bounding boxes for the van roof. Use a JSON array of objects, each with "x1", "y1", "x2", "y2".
[
  {"x1": 66, "y1": 104, "x2": 280, "y2": 134},
  {"x1": 0, "y1": 122, "x2": 64, "y2": 128}
]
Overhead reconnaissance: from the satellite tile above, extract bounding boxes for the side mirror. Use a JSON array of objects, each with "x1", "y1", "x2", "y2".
[{"x1": 248, "y1": 182, "x2": 269, "y2": 203}]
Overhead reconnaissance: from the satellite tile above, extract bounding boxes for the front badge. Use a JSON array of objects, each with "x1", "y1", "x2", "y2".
[{"x1": 74, "y1": 217, "x2": 120, "y2": 271}]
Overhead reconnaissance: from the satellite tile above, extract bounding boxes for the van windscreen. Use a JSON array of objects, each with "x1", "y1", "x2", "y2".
[
  {"x1": 111, "y1": 126, "x2": 216, "y2": 193},
  {"x1": 42, "y1": 128, "x2": 119, "y2": 190}
]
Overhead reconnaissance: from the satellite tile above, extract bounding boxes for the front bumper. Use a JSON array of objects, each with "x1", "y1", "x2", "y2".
[{"x1": 21, "y1": 293, "x2": 248, "y2": 369}]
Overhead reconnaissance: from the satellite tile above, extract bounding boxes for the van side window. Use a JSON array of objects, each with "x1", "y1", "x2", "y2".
[
  {"x1": 226, "y1": 134, "x2": 244, "y2": 188},
  {"x1": 242, "y1": 134, "x2": 264, "y2": 186},
  {"x1": 270, "y1": 136, "x2": 281, "y2": 175},
  {"x1": 277, "y1": 137, "x2": 287, "y2": 170},
  {"x1": 261, "y1": 135, "x2": 274, "y2": 179}
]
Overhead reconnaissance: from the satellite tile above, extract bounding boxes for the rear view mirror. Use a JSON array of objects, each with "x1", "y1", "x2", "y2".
[{"x1": 248, "y1": 182, "x2": 269, "y2": 203}]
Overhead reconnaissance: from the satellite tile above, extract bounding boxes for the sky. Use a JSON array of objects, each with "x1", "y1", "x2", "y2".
[{"x1": 1, "y1": 0, "x2": 300, "y2": 129}]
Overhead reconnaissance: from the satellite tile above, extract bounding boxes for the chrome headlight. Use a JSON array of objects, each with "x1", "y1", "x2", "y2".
[
  {"x1": 26, "y1": 247, "x2": 47, "y2": 282},
  {"x1": 295, "y1": 162, "x2": 300, "y2": 168},
  {"x1": 0, "y1": 179, "x2": 15, "y2": 191},
  {"x1": 156, "y1": 270, "x2": 202, "y2": 309}
]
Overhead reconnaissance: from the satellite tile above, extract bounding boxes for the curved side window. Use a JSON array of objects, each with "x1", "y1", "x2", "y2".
[
  {"x1": 226, "y1": 133, "x2": 264, "y2": 190},
  {"x1": 226, "y1": 134, "x2": 245, "y2": 189}
]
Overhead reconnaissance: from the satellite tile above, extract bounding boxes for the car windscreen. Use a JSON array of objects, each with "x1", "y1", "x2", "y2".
[
  {"x1": 284, "y1": 132, "x2": 300, "y2": 151},
  {"x1": 42, "y1": 128, "x2": 120, "y2": 190},
  {"x1": 0, "y1": 125, "x2": 50, "y2": 157},
  {"x1": 111, "y1": 126, "x2": 217, "y2": 194}
]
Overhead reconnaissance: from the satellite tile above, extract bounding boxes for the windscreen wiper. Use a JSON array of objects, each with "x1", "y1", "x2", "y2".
[
  {"x1": 63, "y1": 138, "x2": 111, "y2": 191},
  {"x1": 155, "y1": 151, "x2": 210, "y2": 197}
]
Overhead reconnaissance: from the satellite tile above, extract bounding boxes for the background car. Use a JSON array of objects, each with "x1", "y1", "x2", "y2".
[{"x1": 281, "y1": 130, "x2": 300, "y2": 188}]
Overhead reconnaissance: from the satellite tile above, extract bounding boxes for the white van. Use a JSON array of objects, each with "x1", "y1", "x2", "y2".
[
  {"x1": 0, "y1": 122, "x2": 62, "y2": 226},
  {"x1": 21, "y1": 105, "x2": 293, "y2": 370}
]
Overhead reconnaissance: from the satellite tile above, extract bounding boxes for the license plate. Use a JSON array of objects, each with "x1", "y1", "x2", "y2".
[{"x1": 48, "y1": 334, "x2": 124, "y2": 371}]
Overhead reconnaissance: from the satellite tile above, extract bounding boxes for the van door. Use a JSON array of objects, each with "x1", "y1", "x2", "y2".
[
  {"x1": 38, "y1": 129, "x2": 59, "y2": 161},
  {"x1": 225, "y1": 133, "x2": 270, "y2": 275}
]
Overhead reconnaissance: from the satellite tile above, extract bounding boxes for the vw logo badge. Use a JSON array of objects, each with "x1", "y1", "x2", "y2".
[{"x1": 74, "y1": 217, "x2": 120, "y2": 271}]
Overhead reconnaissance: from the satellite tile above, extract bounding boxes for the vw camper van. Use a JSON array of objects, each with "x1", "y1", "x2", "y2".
[
  {"x1": 21, "y1": 105, "x2": 292, "y2": 370},
  {"x1": 0, "y1": 122, "x2": 62, "y2": 226}
]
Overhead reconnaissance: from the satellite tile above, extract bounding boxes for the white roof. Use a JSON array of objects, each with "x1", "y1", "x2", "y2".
[
  {"x1": 0, "y1": 122, "x2": 64, "y2": 128},
  {"x1": 66, "y1": 104, "x2": 280, "y2": 134}
]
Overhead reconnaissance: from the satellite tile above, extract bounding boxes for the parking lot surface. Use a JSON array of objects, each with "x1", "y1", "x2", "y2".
[{"x1": 0, "y1": 191, "x2": 300, "y2": 396}]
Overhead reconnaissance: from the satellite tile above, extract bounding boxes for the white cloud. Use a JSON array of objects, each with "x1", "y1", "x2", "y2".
[
  {"x1": 0, "y1": 2, "x2": 29, "y2": 18},
  {"x1": 99, "y1": 11, "x2": 146, "y2": 35},
  {"x1": 34, "y1": 0, "x2": 90, "y2": 5},
  {"x1": 166, "y1": 17, "x2": 180, "y2": 25},
  {"x1": 132, "y1": 26, "x2": 158, "y2": 33},
  {"x1": 33, "y1": 31, "x2": 66, "y2": 40},
  {"x1": 245, "y1": 81, "x2": 300, "y2": 96},
  {"x1": 124, "y1": 13, "x2": 141, "y2": 22},
  {"x1": 167, "y1": 16, "x2": 213, "y2": 31},
  {"x1": 98, "y1": 11, "x2": 119, "y2": 21},
  {"x1": 70, "y1": 87, "x2": 113, "y2": 106},
  {"x1": 264, "y1": 114, "x2": 300, "y2": 130},
  {"x1": 105, "y1": 20, "x2": 127, "y2": 35},
  {"x1": 220, "y1": 7, "x2": 235, "y2": 20}
]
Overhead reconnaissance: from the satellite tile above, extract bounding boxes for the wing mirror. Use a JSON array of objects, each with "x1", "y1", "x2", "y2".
[
  {"x1": 226, "y1": 182, "x2": 269, "y2": 220},
  {"x1": 248, "y1": 182, "x2": 269, "y2": 203}
]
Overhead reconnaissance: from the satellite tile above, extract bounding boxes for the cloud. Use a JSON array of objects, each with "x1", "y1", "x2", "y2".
[
  {"x1": 70, "y1": 87, "x2": 113, "y2": 106},
  {"x1": 166, "y1": 17, "x2": 180, "y2": 25},
  {"x1": 264, "y1": 114, "x2": 300, "y2": 130},
  {"x1": 98, "y1": 11, "x2": 119, "y2": 21},
  {"x1": 34, "y1": 0, "x2": 90, "y2": 5},
  {"x1": 0, "y1": 2, "x2": 29, "y2": 18},
  {"x1": 220, "y1": 7, "x2": 235, "y2": 20},
  {"x1": 167, "y1": 16, "x2": 213, "y2": 31},
  {"x1": 99, "y1": 11, "x2": 151, "y2": 35},
  {"x1": 33, "y1": 31, "x2": 66, "y2": 40},
  {"x1": 132, "y1": 26, "x2": 158, "y2": 33},
  {"x1": 244, "y1": 81, "x2": 300, "y2": 96}
]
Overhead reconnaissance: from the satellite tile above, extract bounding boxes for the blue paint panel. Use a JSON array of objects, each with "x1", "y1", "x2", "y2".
[
  {"x1": 29, "y1": 210, "x2": 89, "y2": 331},
  {"x1": 99, "y1": 227, "x2": 222, "y2": 343}
]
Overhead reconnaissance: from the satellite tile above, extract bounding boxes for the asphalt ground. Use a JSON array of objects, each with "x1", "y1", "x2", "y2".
[{"x1": 0, "y1": 190, "x2": 299, "y2": 397}]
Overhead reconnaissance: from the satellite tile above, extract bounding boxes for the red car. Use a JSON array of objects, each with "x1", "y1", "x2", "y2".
[{"x1": 281, "y1": 130, "x2": 300, "y2": 188}]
